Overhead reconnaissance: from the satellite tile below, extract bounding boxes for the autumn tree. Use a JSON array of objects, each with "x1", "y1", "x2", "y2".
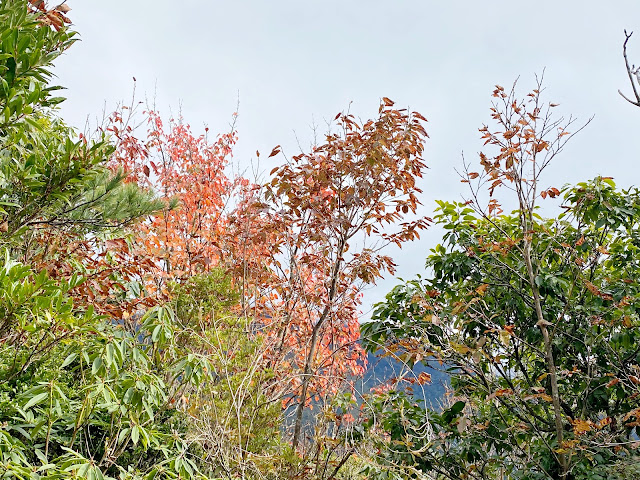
[
  {"x1": 225, "y1": 100, "x2": 431, "y2": 467},
  {"x1": 362, "y1": 81, "x2": 640, "y2": 479},
  {"x1": 107, "y1": 107, "x2": 238, "y2": 285}
]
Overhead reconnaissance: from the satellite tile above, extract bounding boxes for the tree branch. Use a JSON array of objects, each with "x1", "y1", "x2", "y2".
[{"x1": 619, "y1": 30, "x2": 640, "y2": 107}]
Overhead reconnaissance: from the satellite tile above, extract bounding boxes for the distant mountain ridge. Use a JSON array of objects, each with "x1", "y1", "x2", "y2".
[{"x1": 358, "y1": 352, "x2": 450, "y2": 408}]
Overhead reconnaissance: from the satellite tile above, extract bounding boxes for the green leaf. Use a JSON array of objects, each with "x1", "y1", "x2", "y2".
[
  {"x1": 92, "y1": 356, "x2": 103, "y2": 375},
  {"x1": 61, "y1": 352, "x2": 77, "y2": 368},
  {"x1": 449, "y1": 401, "x2": 465, "y2": 415},
  {"x1": 23, "y1": 392, "x2": 49, "y2": 410}
]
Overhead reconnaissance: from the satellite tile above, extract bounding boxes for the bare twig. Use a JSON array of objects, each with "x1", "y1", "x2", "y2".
[{"x1": 618, "y1": 30, "x2": 640, "y2": 107}]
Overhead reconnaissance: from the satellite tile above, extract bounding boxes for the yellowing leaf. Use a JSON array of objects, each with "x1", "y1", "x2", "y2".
[
  {"x1": 499, "y1": 330, "x2": 510, "y2": 347},
  {"x1": 488, "y1": 388, "x2": 513, "y2": 401},
  {"x1": 451, "y1": 343, "x2": 471, "y2": 355},
  {"x1": 572, "y1": 419, "x2": 592, "y2": 435}
]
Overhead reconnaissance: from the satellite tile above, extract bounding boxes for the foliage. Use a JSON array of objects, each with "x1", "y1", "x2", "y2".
[
  {"x1": 170, "y1": 273, "x2": 298, "y2": 480},
  {"x1": 0, "y1": 245, "x2": 219, "y2": 478},
  {"x1": 107, "y1": 107, "x2": 237, "y2": 284},
  {"x1": 0, "y1": 2, "x2": 215, "y2": 479},
  {"x1": 17, "y1": 1, "x2": 640, "y2": 479},
  {"x1": 233, "y1": 100, "x2": 431, "y2": 456},
  {"x1": 102, "y1": 97, "x2": 302, "y2": 479},
  {"x1": 2, "y1": 1, "x2": 433, "y2": 478},
  {"x1": 106, "y1": 82, "x2": 432, "y2": 477},
  {"x1": 362, "y1": 83, "x2": 640, "y2": 479},
  {"x1": 0, "y1": 1, "x2": 162, "y2": 252}
]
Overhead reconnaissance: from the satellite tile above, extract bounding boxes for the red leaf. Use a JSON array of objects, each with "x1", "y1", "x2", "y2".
[{"x1": 268, "y1": 146, "x2": 281, "y2": 158}]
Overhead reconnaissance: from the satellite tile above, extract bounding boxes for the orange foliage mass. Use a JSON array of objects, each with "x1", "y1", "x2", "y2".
[{"x1": 37, "y1": 100, "x2": 429, "y2": 443}]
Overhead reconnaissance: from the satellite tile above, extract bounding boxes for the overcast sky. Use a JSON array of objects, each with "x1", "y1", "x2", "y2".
[{"x1": 54, "y1": 0, "x2": 640, "y2": 316}]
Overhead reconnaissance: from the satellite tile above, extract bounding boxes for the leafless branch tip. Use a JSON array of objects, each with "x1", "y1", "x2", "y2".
[{"x1": 619, "y1": 30, "x2": 640, "y2": 107}]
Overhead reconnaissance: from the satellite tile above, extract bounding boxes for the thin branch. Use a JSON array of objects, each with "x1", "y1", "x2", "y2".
[{"x1": 619, "y1": 30, "x2": 640, "y2": 107}]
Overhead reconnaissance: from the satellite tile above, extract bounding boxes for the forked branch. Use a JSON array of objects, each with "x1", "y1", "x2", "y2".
[{"x1": 618, "y1": 30, "x2": 640, "y2": 107}]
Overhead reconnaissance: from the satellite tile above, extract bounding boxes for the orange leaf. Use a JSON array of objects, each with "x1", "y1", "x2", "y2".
[
  {"x1": 572, "y1": 419, "x2": 592, "y2": 435},
  {"x1": 606, "y1": 378, "x2": 620, "y2": 388},
  {"x1": 489, "y1": 388, "x2": 513, "y2": 400}
]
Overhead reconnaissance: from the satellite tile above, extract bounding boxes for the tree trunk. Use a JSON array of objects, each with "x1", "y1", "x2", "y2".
[
  {"x1": 523, "y1": 240, "x2": 568, "y2": 479},
  {"x1": 291, "y1": 237, "x2": 346, "y2": 450}
]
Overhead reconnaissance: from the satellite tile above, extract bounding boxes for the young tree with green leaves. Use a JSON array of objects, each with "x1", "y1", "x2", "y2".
[{"x1": 362, "y1": 82, "x2": 640, "y2": 480}]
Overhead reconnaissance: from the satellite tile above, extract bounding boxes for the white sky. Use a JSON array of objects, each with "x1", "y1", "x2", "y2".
[{"x1": 54, "y1": 0, "x2": 640, "y2": 316}]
